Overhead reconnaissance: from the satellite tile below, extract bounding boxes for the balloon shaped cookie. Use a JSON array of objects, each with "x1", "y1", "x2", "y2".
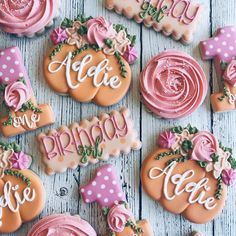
[
  {"x1": 0, "y1": 142, "x2": 45, "y2": 233},
  {"x1": 0, "y1": 46, "x2": 55, "y2": 137},
  {"x1": 141, "y1": 125, "x2": 236, "y2": 224},
  {"x1": 44, "y1": 15, "x2": 138, "y2": 106}
]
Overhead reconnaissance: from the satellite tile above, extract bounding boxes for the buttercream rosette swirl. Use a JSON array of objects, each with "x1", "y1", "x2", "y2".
[
  {"x1": 140, "y1": 50, "x2": 207, "y2": 119},
  {"x1": 0, "y1": 0, "x2": 58, "y2": 37},
  {"x1": 27, "y1": 214, "x2": 97, "y2": 236}
]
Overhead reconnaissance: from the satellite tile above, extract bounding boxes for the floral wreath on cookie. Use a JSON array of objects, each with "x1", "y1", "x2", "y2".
[
  {"x1": 157, "y1": 125, "x2": 236, "y2": 200},
  {"x1": 102, "y1": 201, "x2": 143, "y2": 235},
  {"x1": 0, "y1": 142, "x2": 32, "y2": 183},
  {"x1": 49, "y1": 15, "x2": 138, "y2": 77},
  {"x1": 0, "y1": 78, "x2": 42, "y2": 126}
]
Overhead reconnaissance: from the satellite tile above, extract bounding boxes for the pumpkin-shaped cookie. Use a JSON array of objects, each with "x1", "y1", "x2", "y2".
[
  {"x1": 141, "y1": 125, "x2": 236, "y2": 224},
  {"x1": 44, "y1": 15, "x2": 138, "y2": 106},
  {"x1": 0, "y1": 143, "x2": 45, "y2": 233}
]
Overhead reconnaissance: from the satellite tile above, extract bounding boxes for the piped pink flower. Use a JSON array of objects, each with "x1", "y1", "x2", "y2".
[
  {"x1": 158, "y1": 131, "x2": 176, "y2": 149},
  {"x1": 10, "y1": 151, "x2": 32, "y2": 170},
  {"x1": 222, "y1": 169, "x2": 236, "y2": 186},
  {"x1": 123, "y1": 46, "x2": 138, "y2": 64},
  {"x1": 223, "y1": 60, "x2": 236, "y2": 87},
  {"x1": 50, "y1": 27, "x2": 68, "y2": 45}
]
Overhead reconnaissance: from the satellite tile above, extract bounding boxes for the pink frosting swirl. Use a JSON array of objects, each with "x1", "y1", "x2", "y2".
[
  {"x1": 140, "y1": 50, "x2": 207, "y2": 119},
  {"x1": 27, "y1": 214, "x2": 97, "y2": 236},
  {"x1": 107, "y1": 204, "x2": 133, "y2": 232},
  {"x1": 191, "y1": 131, "x2": 219, "y2": 162},
  {"x1": 158, "y1": 131, "x2": 176, "y2": 149},
  {"x1": 4, "y1": 81, "x2": 31, "y2": 112},
  {"x1": 86, "y1": 16, "x2": 116, "y2": 48},
  {"x1": 0, "y1": 0, "x2": 58, "y2": 37},
  {"x1": 223, "y1": 60, "x2": 236, "y2": 87},
  {"x1": 222, "y1": 169, "x2": 236, "y2": 186}
]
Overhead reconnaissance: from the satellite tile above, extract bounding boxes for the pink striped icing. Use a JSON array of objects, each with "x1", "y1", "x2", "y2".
[
  {"x1": 27, "y1": 214, "x2": 97, "y2": 236},
  {"x1": 0, "y1": 0, "x2": 58, "y2": 37},
  {"x1": 140, "y1": 50, "x2": 208, "y2": 119}
]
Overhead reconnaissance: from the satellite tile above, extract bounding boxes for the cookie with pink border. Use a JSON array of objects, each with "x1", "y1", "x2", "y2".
[
  {"x1": 37, "y1": 108, "x2": 142, "y2": 175},
  {"x1": 80, "y1": 164, "x2": 154, "y2": 236},
  {"x1": 0, "y1": 46, "x2": 55, "y2": 137},
  {"x1": 200, "y1": 26, "x2": 236, "y2": 113},
  {"x1": 105, "y1": 0, "x2": 203, "y2": 44}
]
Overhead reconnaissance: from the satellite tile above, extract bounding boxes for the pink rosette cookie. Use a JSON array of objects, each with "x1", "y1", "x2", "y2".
[
  {"x1": 140, "y1": 50, "x2": 208, "y2": 119},
  {"x1": 0, "y1": 0, "x2": 59, "y2": 37},
  {"x1": 27, "y1": 214, "x2": 97, "y2": 236}
]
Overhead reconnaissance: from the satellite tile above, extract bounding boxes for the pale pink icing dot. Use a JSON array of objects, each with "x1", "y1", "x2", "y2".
[
  {"x1": 199, "y1": 26, "x2": 236, "y2": 76},
  {"x1": 140, "y1": 50, "x2": 207, "y2": 119},
  {"x1": 80, "y1": 164, "x2": 126, "y2": 209}
]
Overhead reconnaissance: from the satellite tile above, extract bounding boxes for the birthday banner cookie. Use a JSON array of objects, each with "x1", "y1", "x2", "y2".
[
  {"x1": 141, "y1": 125, "x2": 236, "y2": 224},
  {"x1": 37, "y1": 108, "x2": 142, "y2": 175},
  {"x1": 200, "y1": 26, "x2": 236, "y2": 113},
  {"x1": 0, "y1": 142, "x2": 45, "y2": 233},
  {"x1": 105, "y1": 0, "x2": 203, "y2": 44},
  {"x1": 0, "y1": 46, "x2": 55, "y2": 137},
  {"x1": 80, "y1": 164, "x2": 154, "y2": 236},
  {"x1": 44, "y1": 15, "x2": 138, "y2": 106}
]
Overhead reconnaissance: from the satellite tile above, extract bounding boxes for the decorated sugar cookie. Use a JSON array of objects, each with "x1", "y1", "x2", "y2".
[
  {"x1": 27, "y1": 214, "x2": 97, "y2": 236},
  {"x1": 141, "y1": 125, "x2": 236, "y2": 224},
  {"x1": 0, "y1": 0, "x2": 59, "y2": 37},
  {"x1": 105, "y1": 0, "x2": 203, "y2": 44},
  {"x1": 37, "y1": 108, "x2": 141, "y2": 175},
  {"x1": 80, "y1": 164, "x2": 154, "y2": 236},
  {"x1": 140, "y1": 50, "x2": 208, "y2": 119},
  {"x1": 200, "y1": 26, "x2": 236, "y2": 113},
  {"x1": 44, "y1": 15, "x2": 137, "y2": 106},
  {"x1": 0, "y1": 142, "x2": 45, "y2": 233},
  {"x1": 0, "y1": 46, "x2": 55, "y2": 137}
]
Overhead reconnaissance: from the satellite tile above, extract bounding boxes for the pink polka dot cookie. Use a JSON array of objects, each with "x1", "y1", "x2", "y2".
[
  {"x1": 0, "y1": 0, "x2": 59, "y2": 37},
  {"x1": 140, "y1": 50, "x2": 208, "y2": 119},
  {"x1": 0, "y1": 46, "x2": 55, "y2": 137},
  {"x1": 200, "y1": 26, "x2": 236, "y2": 113},
  {"x1": 80, "y1": 164, "x2": 154, "y2": 236}
]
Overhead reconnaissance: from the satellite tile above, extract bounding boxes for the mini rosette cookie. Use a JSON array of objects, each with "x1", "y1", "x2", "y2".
[
  {"x1": 27, "y1": 214, "x2": 97, "y2": 236},
  {"x1": 140, "y1": 50, "x2": 208, "y2": 119},
  {"x1": 0, "y1": 0, "x2": 59, "y2": 37}
]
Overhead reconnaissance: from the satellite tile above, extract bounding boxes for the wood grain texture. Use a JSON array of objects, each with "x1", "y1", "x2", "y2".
[{"x1": 0, "y1": 0, "x2": 235, "y2": 235}]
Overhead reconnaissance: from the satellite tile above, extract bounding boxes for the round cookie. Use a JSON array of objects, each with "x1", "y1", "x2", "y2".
[
  {"x1": 141, "y1": 125, "x2": 236, "y2": 224},
  {"x1": 140, "y1": 50, "x2": 208, "y2": 119},
  {"x1": 0, "y1": 143, "x2": 45, "y2": 233},
  {"x1": 0, "y1": 0, "x2": 59, "y2": 37},
  {"x1": 27, "y1": 214, "x2": 97, "y2": 236},
  {"x1": 44, "y1": 15, "x2": 138, "y2": 106}
]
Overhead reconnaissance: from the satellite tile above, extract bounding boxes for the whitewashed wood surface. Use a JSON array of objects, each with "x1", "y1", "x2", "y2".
[{"x1": 0, "y1": 0, "x2": 236, "y2": 235}]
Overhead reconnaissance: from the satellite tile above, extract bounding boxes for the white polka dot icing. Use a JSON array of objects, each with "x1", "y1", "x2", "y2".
[{"x1": 80, "y1": 164, "x2": 125, "y2": 208}]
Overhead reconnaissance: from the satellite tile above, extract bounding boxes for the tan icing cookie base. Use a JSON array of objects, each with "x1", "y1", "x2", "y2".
[
  {"x1": 44, "y1": 45, "x2": 131, "y2": 106},
  {"x1": 105, "y1": 0, "x2": 203, "y2": 44},
  {"x1": 0, "y1": 104, "x2": 55, "y2": 138},
  {"x1": 0, "y1": 169, "x2": 45, "y2": 233},
  {"x1": 141, "y1": 148, "x2": 227, "y2": 224}
]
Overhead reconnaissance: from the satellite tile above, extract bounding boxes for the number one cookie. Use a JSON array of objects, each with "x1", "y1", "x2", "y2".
[
  {"x1": 0, "y1": 46, "x2": 55, "y2": 137},
  {"x1": 80, "y1": 164, "x2": 154, "y2": 236},
  {"x1": 200, "y1": 26, "x2": 236, "y2": 112}
]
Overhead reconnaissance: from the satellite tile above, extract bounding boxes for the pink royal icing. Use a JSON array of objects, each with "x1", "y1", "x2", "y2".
[
  {"x1": 223, "y1": 60, "x2": 236, "y2": 87},
  {"x1": 86, "y1": 16, "x2": 116, "y2": 48},
  {"x1": 50, "y1": 27, "x2": 68, "y2": 45},
  {"x1": 0, "y1": 0, "x2": 58, "y2": 37},
  {"x1": 27, "y1": 214, "x2": 97, "y2": 236},
  {"x1": 158, "y1": 130, "x2": 176, "y2": 149},
  {"x1": 222, "y1": 169, "x2": 236, "y2": 186},
  {"x1": 10, "y1": 151, "x2": 32, "y2": 170},
  {"x1": 199, "y1": 26, "x2": 236, "y2": 76},
  {"x1": 123, "y1": 45, "x2": 138, "y2": 65},
  {"x1": 80, "y1": 164, "x2": 126, "y2": 209},
  {"x1": 140, "y1": 50, "x2": 208, "y2": 119}
]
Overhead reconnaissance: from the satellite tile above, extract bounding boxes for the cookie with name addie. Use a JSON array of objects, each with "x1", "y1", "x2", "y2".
[
  {"x1": 0, "y1": 142, "x2": 45, "y2": 233},
  {"x1": 44, "y1": 15, "x2": 138, "y2": 106},
  {"x1": 141, "y1": 125, "x2": 236, "y2": 224}
]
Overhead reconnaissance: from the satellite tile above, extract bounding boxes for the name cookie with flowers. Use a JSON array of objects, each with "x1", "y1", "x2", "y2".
[
  {"x1": 0, "y1": 46, "x2": 55, "y2": 137},
  {"x1": 0, "y1": 142, "x2": 45, "y2": 233},
  {"x1": 141, "y1": 125, "x2": 236, "y2": 224},
  {"x1": 44, "y1": 15, "x2": 137, "y2": 106}
]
